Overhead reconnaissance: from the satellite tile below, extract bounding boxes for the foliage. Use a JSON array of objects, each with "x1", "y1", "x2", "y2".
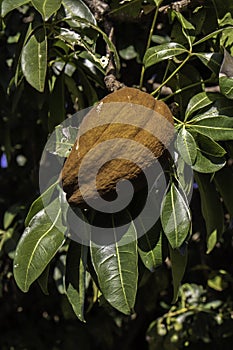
[{"x1": 0, "y1": 0, "x2": 233, "y2": 348}]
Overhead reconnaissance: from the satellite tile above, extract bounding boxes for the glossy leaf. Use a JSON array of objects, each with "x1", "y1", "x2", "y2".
[
  {"x1": 63, "y1": 0, "x2": 96, "y2": 25},
  {"x1": 214, "y1": 166, "x2": 233, "y2": 217},
  {"x1": 143, "y1": 42, "x2": 187, "y2": 68},
  {"x1": 90, "y1": 214, "x2": 138, "y2": 315},
  {"x1": 195, "y1": 52, "x2": 223, "y2": 74},
  {"x1": 21, "y1": 28, "x2": 47, "y2": 92},
  {"x1": 138, "y1": 219, "x2": 163, "y2": 272},
  {"x1": 219, "y1": 49, "x2": 233, "y2": 99},
  {"x1": 176, "y1": 127, "x2": 197, "y2": 165},
  {"x1": 161, "y1": 182, "x2": 191, "y2": 249},
  {"x1": 14, "y1": 198, "x2": 66, "y2": 292},
  {"x1": 193, "y1": 27, "x2": 233, "y2": 46},
  {"x1": 65, "y1": 241, "x2": 88, "y2": 322},
  {"x1": 172, "y1": 10, "x2": 195, "y2": 47},
  {"x1": 31, "y1": 0, "x2": 62, "y2": 20},
  {"x1": 195, "y1": 173, "x2": 224, "y2": 253},
  {"x1": 169, "y1": 244, "x2": 188, "y2": 303},
  {"x1": 189, "y1": 115, "x2": 233, "y2": 141},
  {"x1": 192, "y1": 149, "x2": 225, "y2": 173},
  {"x1": 1, "y1": 0, "x2": 29, "y2": 16},
  {"x1": 196, "y1": 134, "x2": 226, "y2": 158},
  {"x1": 25, "y1": 180, "x2": 59, "y2": 226},
  {"x1": 185, "y1": 92, "x2": 214, "y2": 121}
]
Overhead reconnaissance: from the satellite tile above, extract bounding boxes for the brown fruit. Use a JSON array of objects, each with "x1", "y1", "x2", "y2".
[{"x1": 62, "y1": 87, "x2": 174, "y2": 208}]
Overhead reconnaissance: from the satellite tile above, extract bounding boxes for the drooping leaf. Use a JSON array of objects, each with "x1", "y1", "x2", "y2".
[
  {"x1": 21, "y1": 28, "x2": 47, "y2": 92},
  {"x1": 66, "y1": 241, "x2": 88, "y2": 322},
  {"x1": 108, "y1": 0, "x2": 142, "y2": 19},
  {"x1": 63, "y1": 0, "x2": 96, "y2": 25},
  {"x1": 37, "y1": 264, "x2": 50, "y2": 295},
  {"x1": 185, "y1": 92, "x2": 214, "y2": 121},
  {"x1": 196, "y1": 133, "x2": 226, "y2": 158},
  {"x1": 195, "y1": 52, "x2": 223, "y2": 75},
  {"x1": 1, "y1": 0, "x2": 29, "y2": 17},
  {"x1": 188, "y1": 115, "x2": 233, "y2": 141},
  {"x1": 138, "y1": 219, "x2": 163, "y2": 272},
  {"x1": 161, "y1": 182, "x2": 191, "y2": 249},
  {"x1": 195, "y1": 173, "x2": 224, "y2": 253},
  {"x1": 14, "y1": 197, "x2": 66, "y2": 292},
  {"x1": 219, "y1": 49, "x2": 233, "y2": 99},
  {"x1": 171, "y1": 10, "x2": 195, "y2": 48},
  {"x1": 169, "y1": 244, "x2": 188, "y2": 303},
  {"x1": 214, "y1": 166, "x2": 233, "y2": 217},
  {"x1": 176, "y1": 127, "x2": 197, "y2": 165},
  {"x1": 25, "y1": 180, "x2": 59, "y2": 226},
  {"x1": 143, "y1": 42, "x2": 187, "y2": 68},
  {"x1": 31, "y1": 0, "x2": 62, "y2": 20},
  {"x1": 193, "y1": 27, "x2": 233, "y2": 47},
  {"x1": 90, "y1": 213, "x2": 138, "y2": 315},
  {"x1": 192, "y1": 149, "x2": 225, "y2": 173}
]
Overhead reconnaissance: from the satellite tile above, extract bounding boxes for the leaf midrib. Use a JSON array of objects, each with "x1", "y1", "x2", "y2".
[{"x1": 24, "y1": 208, "x2": 61, "y2": 290}]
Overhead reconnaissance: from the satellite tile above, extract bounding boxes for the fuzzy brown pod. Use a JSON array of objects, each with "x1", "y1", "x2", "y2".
[{"x1": 62, "y1": 87, "x2": 174, "y2": 209}]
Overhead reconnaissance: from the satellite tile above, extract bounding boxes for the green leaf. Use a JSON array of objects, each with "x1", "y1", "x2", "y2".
[
  {"x1": 14, "y1": 198, "x2": 66, "y2": 292},
  {"x1": 138, "y1": 219, "x2": 163, "y2": 272},
  {"x1": 109, "y1": 0, "x2": 142, "y2": 19},
  {"x1": 63, "y1": 0, "x2": 96, "y2": 25},
  {"x1": 37, "y1": 264, "x2": 50, "y2": 295},
  {"x1": 31, "y1": 0, "x2": 62, "y2": 20},
  {"x1": 193, "y1": 27, "x2": 233, "y2": 46},
  {"x1": 143, "y1": 42, "x2": 188, "y2": 68},
  {"x1": 176, "y1": 127, "x2": 197, "y2": 165},
  {"x1": 192, "y1": 149, "x2": 225, "y2": 173},
  {"x1": 25, "y1": 180, "x2": 59, "y2": 227},
  {"x1": 171, "y1": 10, "x2": 195, "y2": 48},
  {"x1": 214, "y1": 166, "x2": 233, "y2": 217},
  {"x1": 46, "y1": 125, "x2": 78, "y2": 158},
  {"x1": 119, "y1": 45, "x2": 138, "y2": 60},
  {"x1": 3, "y1": 205, "x2": 19, "y2": 230},
  {"x1": 161, "y1": 182, "x2": 191, "y2": 249},
  {"x1": 196, "y1": 134, "x2": 226, "y2": 158},
  {"x1": 21, "y1": 28, "x2": 47, "y2": 92},
  {"x1": 185, "y1": 92, "x2": 214, "y2": 121},
  {"x1": 169, "y1": 244, "x2": 187, "y2": 303},
  {"x1": 195, "y1": 173, "x2": 224, "y2": 253},
  {"x1": 1, "y1": 0, "x2": 29, "y2": 17},
  {"x1": 188, "y1": 115, "x2": 233, "y2": 141},
  {"x1": 90, "y1": 214, "x2": 138, "y2": 315},
  {"x1": 219, "y1": 49, "x2": 233, "y2": 99},
  {"x1": 68, "y1": 18, "x2": 120, "y2": 72},
  {"x1": 66, "y1": 241, "x2": 88, "y2": 322},
  {"x1": 195, "y1": 53, "x2": 223, "y2": 75}
]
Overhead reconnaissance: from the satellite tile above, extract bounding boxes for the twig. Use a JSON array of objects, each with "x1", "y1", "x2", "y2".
[
  {"x1": 104, "y1": 26, "x2": 125, "y2": 92},
  {"x1": 159, "y1": 0, "x2": 204, "y2": 13},
  {"x1": 83, "y1": 0, "x2": 124, "y2": 92},
  {"x1": 82, "y1": 0, "x2": 109, "y2": 21}
]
